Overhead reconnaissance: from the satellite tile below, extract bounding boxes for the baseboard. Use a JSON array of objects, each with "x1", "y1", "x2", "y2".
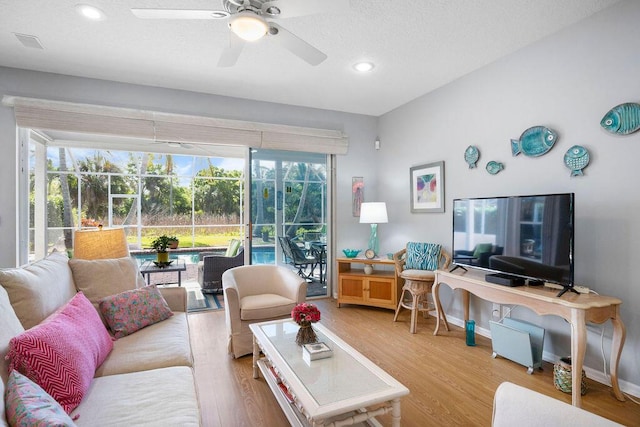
[{"x1": 436, "y1": 312, "x2": 640, "y2": 398}]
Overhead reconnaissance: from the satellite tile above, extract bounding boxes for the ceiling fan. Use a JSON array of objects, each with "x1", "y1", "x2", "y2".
[{"x1": 131, "y1": 0, "x2": 347, "y2": 67}]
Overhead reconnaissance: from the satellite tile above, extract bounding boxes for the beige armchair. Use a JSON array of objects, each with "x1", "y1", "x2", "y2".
[{"x1": 222, "y1": 265, "x2": 307, "y2": 358}]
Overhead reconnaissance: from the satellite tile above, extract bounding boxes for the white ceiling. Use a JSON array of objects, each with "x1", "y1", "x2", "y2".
[{"x1": 0, "y1": 0, "x2": 621, "y2": 116}]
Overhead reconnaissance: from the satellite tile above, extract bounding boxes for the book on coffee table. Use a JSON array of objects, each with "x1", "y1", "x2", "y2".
[{"x1": 302, "y1": 342, "x2": 332, "y2": 364}]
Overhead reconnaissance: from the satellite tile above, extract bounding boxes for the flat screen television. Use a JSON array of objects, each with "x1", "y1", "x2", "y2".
[{"x1": 452, "y1": 193, "x2": 574, "y2": 295}]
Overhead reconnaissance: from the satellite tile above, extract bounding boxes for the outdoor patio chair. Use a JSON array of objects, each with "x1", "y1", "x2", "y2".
[
  {"x1": 278, "y1": 236, "x2": 319, "y2": 281},
  {"x1": 198, "y1": 246, "x2": 244, "y2": 294}
]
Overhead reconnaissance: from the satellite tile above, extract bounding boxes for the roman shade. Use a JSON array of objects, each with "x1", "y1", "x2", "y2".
[{"x1": 2, "y1": 96, "x2": 349, "y2": 155}]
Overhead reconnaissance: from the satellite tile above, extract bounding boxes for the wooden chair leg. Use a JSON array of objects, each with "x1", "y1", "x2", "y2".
[
  {"x1": 409, "y1": 291, "x2": 419, "y2": 334},
  {"x1": 393, "y1": 289, "x2": 406, "y2": 322}
]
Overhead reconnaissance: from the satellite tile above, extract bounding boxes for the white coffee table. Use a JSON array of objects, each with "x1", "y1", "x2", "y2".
[{"x1": 250, "y1": 319, "x2": 409, "y2": 427}]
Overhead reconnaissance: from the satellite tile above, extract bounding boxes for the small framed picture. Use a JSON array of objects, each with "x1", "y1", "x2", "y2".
[{"x1": 410, "y1": 161, "x2": 445, "y2": 213}]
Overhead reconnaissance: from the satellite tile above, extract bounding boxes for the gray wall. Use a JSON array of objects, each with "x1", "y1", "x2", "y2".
[{"x1": 377, "y1": 0, "x2": 640, "y2": 392}]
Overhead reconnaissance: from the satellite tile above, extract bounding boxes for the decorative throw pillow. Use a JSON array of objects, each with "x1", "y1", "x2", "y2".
[
  {"x1": 473, "y1": 243, "x2": 493, "y2": 258},
  {"x1": 7, "y1": 292, "x2": 113, "y2": 414},
  {"x1": 225, "y1": 239, "x2": 242, "y2": 257},
  {"x1": 69, "y1": 256, "x2": 146, "y2": 308},
  {"x1": 98, "y1": 285, "x2": 173, "y2": 339},
  {"x1": 405, "y1": 242, "x2": 442, "y2": 271},
  {"x1": 5, "y1": 370, "x2": 77, "y2": 427},
  {"x1": 0, "y1": 251, "x2": 77, "y2": 330}
]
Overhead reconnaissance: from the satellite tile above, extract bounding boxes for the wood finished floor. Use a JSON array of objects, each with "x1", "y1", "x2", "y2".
[{"x1": 188, "y1": 299, "x2": 639, "y2": 426}]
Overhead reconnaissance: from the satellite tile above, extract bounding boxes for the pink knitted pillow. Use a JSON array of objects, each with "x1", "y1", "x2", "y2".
[
  {"x1": 7, "y1": 292, "x2": 113, "y2": 414},
  {"x1": 98, "y1": 285, "x2": 173, "y2": 339}
]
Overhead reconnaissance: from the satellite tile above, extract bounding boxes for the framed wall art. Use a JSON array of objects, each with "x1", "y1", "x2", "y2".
[
  {"x1": 352, "y1": 177, "x2": 364, "y2": 217},
  {"x1": 410, "y1": 161, "x2": 445, "y2": 213}
]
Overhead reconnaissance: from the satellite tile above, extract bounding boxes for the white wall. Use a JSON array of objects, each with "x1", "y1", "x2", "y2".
[
  {"x1": 378, "y1": 0, "x2": 640, "y2": 392},
  {"x1": 0, "y1": 67, "x2": 378, "y2": 269}
]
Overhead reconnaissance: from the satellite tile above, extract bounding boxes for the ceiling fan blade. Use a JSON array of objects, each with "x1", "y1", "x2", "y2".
[
  {"x1": 131, "y1": 9, "x2": 225, "y2": 19},
  {"x1": 218, "y1": 33, "x2": 246, "y2": 67},
  {"x1": 268, "y1": 23, "x2": 327, "y2": 66},
  {"x1": 261, "y1": 0, "x2": 349, "y2": 19}
]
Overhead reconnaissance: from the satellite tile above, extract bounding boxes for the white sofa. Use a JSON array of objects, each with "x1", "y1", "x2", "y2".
[
  {"x1": 0, "y1": 252, "x2": 201, "y2": 426},
  {"x1": 492, "y1": 382, "x2": 622, "y2": 426},
  {"x1": 223, "y1": 265, "x2": 307, "y2": 358}
]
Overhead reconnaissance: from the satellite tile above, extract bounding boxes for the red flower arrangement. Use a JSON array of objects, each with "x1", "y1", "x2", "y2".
[
  {"x1": 291, "y1": 303, "x2": 321, "y2": 325},
  {"x1": 291, "y1": 303, "x2": 321, "y2": 346}
]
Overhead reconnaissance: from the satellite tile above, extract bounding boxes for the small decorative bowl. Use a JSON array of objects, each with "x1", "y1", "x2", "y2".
[{"x1": 342, "y1": 249, "x2": 361, "y2": 258}]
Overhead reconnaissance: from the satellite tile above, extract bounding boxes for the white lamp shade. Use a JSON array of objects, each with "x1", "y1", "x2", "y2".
[
  {"x1": 359, "y1": 202, "x2": 388, "y2": 224},
  {"x1": 229, "y1": 11, "x2": 268, "y2": 42},
  {"x1": 73, "y1": 228, "x2": 130, "y2": 260}
]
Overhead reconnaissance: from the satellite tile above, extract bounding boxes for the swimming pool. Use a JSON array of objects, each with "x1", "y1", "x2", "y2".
[{"x1": 133, "y1": 246, "x2": 276, "y2": 265}]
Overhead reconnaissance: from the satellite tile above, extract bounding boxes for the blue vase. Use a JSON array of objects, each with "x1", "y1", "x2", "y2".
[{"x1": 465, "y1": 320, "x2": 476, "y2": 346}]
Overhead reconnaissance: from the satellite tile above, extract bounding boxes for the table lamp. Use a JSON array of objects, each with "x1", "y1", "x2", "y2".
[
  {"x1": 73, "y1": 227, "x2": 130, "y2": 260},
  {"x1": 359, "y1": 202, "x2": 388, "y2": 257}
]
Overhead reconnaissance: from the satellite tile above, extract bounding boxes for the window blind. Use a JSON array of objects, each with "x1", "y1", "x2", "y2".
[{"x1": 3, "y1": 96, "x2": 349, "y2": 155}]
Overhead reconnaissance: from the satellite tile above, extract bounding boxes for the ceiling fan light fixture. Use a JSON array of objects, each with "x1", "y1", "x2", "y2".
[{"x1": 230, "y1": 11, "x2": 268, "y2": 42}]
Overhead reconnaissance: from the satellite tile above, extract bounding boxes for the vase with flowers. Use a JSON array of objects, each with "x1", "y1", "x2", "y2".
[{"x1": 291, "y1": 303, "x2": 321, "y2": 346}]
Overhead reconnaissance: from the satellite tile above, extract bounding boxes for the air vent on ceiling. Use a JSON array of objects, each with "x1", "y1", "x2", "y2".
[{"x1": 14, "y1": 33, "x2": 44, "y2": 49}]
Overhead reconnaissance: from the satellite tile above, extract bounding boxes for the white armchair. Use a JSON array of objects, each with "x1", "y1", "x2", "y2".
[
  {"x1": 492, "y1": 382, "x2": 622, "y2": 426},
  {"x1": 222, "y1": 265, "x2": 307, "y2": 358}
]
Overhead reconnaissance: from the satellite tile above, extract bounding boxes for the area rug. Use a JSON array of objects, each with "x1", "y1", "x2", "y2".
[{"x1": 187, "y1": 288, "x2": 224, "y2": 312}]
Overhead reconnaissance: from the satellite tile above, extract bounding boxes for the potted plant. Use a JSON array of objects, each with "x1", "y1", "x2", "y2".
[{"x1": 151, "y1": 235, "x2": 174, "y2": 263}]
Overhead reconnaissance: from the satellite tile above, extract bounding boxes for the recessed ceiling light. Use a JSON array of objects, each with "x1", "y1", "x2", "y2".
[
  {"x1": 353, "y1": 62, "x2": 375, "y2": 72},
  {"x1": 75, "y1": 4, "x2": 106, "y2": 21}
]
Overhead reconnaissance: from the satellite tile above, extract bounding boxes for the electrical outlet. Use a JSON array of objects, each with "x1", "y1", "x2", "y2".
[{"x1": 492, "y1": 303, "x2": 501, "y2": 319}]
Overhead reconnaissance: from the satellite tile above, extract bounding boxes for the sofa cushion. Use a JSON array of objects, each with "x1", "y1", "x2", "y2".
[
  {"x1": 0, "y1": 252, "x2": 76, "y2": 330},
  {"x1": 225, "y1": 239, "x2": 242, "y2": 257},
  {"x1": 69, "y1": 256, "x2": 145, "y2": 310},
  {"x1": 5, "y1": 370, "x2": 76, "y2": 427},
  {"x1": 95, "y1": 313, "x2": 192, "y2": 377},
  {"x1": 240, "y1": 294, "x2": 296, "y2": 321},
  {"x1": 71, "y1": 367, "x2": 200, "y2": 426},
  {"x1": 1, "y1": 286, "x2": 26, "y2": 427},
  {"x1": 405, "y1": 242, "x2": 441, "y2": 270},
  {"x1": 400, "y1": 269, "x2": 436, "y2": 281},
  {"x1": 7, "y1": 292, "x2": 113, "y2": 414},
  {"x1": 98, "y1": 285, "x2": 173, "y2": 339}
]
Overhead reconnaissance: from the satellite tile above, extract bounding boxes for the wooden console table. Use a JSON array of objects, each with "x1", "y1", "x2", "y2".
[
  {"x1": 432, "y1": 268, "x2": 626, "y2": 408},
  {"x1": 336, "y1": 257, "x2": 401, "y2": 310}
]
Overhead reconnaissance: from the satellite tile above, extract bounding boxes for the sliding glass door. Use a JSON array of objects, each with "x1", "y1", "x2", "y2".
[{"x1": 249, "y1": 149, "x2": 329, "y2": 298}]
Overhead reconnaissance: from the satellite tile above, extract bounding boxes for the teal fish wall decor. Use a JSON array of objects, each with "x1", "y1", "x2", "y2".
[
  {"x1": 464, "y1": 146, "x2": 479, "y2": 168},
  {"x1": 563, "y1": 145, "x2": 590, "y2": 177},
  {"x1": 511, "y1": 126, "x2": 558, "y2": 157},
  {"x1": 600, "y1": 102, "x2": 640, "y2": 135},
  {"x1": 486, "y1": 161, "x2": 504, "y2": 175}
]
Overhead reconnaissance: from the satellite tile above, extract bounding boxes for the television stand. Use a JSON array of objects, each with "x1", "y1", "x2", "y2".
[{"x1": 432, "y1": 268, "x2": 626, "y2": 408}]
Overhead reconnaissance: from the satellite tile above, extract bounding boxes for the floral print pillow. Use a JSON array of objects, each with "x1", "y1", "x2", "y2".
[
  {"x1": 98, "y1": 285, "x2": 173, "y2": 339},
  {"x1": 5, "y1": 370, "x2": 77, "y2": 426}
]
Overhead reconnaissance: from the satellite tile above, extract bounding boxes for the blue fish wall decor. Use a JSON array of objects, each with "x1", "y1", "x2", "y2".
[
  {"x1": 564, "y1": 145, "x2": 590, "y2": 177},
  {"x1": 600, "y1": 102, "x2": 640, "y2": 135},
  {"x1": 486, "y1": 161, "x2": 504, "y2": 175},
  {"x1": 511, "y1": 126, "x2": 558, "y2": 157},
  {"x1": 464, "y1": 146, "x2": 479, "y2": 168}
]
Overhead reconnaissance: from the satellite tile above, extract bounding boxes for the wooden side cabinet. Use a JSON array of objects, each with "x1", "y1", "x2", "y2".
[{"x1": 336, "y1": 257, "x2": 401, "y2": 310}]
